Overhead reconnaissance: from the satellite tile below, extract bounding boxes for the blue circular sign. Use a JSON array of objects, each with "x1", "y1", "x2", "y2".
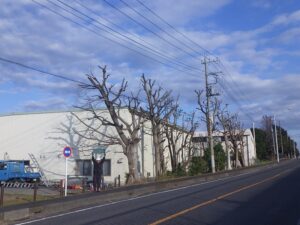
[{"x1": 63, "y1": 146, "x2": 72, "y2": 158}]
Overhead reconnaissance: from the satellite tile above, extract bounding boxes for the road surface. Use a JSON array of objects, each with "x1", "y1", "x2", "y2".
[{"x1": 16, "y1": 160, "x2": 300, "y2": 225}]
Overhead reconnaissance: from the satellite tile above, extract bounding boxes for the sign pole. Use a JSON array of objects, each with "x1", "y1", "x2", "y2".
[
  {"x1": 65, "y1": 157, "x2": 68, "y2": 197},
  {"x1": 63, "y1": 146, "x2": 72, "y2": 197}
]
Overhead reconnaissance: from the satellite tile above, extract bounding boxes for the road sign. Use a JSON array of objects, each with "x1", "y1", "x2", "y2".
[{"x1": 63, "y1": 146, "x2": 72, "y2": 158}]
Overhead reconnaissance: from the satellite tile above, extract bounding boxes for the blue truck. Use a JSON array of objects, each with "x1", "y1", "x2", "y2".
[{"x1": 0, "y1": 160, "x2": 41, "y2": 182}]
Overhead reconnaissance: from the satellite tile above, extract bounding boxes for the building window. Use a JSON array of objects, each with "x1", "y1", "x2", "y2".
[
  {"x1": 83, "y1": 160, "x2": 92, "y2": 176},
  {"x1": 77, "y1": 159, "x2": 111, "y2": 176},
  {"x1": 76, "y1": 160, "x2": 92, "y2": 176},
  {"x1": 103, "y1": 160, "x2": 111, "y2": 176}
]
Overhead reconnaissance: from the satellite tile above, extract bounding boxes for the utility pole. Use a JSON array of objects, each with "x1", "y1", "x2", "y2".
[
  {"x1": 252, "y1": 122, "x2": 257, "y2": 158},
  {"x1": 202, "y1": 56, "x2": 219, "y2": 173},
  {"x1": 274, "y1": 116, "x2": 279, "y2": 163},
  {"x1": 293, "y1": 140, "x2": 296, "y2": 159},
  {"x1": 279, "y1": 121, "x2": 284, "y2": 155},
  {"x1": 271, "y1": 125, "x2": 276, "y2": 159},
  {"x1": 141, "y1": 122, "x2": 145, "y2": 176}
]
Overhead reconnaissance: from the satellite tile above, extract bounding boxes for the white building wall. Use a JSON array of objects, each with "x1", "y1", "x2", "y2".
[
  {"x1": 193, "y1": 129, "x2": 257, "y2": 167},
  {"x1": 0, "y1": 109, "x2": 156, "y2": 184}
]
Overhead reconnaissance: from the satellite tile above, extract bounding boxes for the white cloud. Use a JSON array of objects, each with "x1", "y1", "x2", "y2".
[
  {"x1": 133, "y1": 0, "x2": 232, "y2": 26},
  {"x1": 271, "y1": 10, "x2": 300, "y2": 26},
  {"x1": 22, "y1": 97, "x2": 68, "y2": 112}
]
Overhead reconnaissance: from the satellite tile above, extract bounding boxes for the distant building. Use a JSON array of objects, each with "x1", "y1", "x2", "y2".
[{"x1": 192, "y1": 129, "x2": 256, "y2": 167}]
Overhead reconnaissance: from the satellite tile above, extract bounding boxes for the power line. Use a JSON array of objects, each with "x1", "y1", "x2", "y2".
[
  {"x1": 0, "y1": 56, "x2": 86, "y2": 85},
  {"x1": 33, "y1": 0, "x2": 256, "y2": 121},
  {"x1": 72, "y1": 0, "x2": 201, "y2": 73},
  {"x1": 33, "y1": 0, "x2": 199, "y2": 76},
  {"x1": 55, "y1": 0, "x2": 201, "y2": 73},
  {"x1": 120, "y1": 0, "x2": 202, "y2": 58},
  {"x1": 130, "y1": 0, "x2": 257, "y2": 120},
  {"x1": 102, "y1": 0, "x2": 198, "y2": 60},
  {"x1": 135, "y1": 0, "x2": 211, "y2": 56}
]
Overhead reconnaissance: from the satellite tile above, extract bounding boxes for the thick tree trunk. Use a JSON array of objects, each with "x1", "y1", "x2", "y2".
[
  {"x1": 234, "y1": 143, "x2": 240, "y2": 168},
  {"x1": 153, "y1": 127, "x2": 161, "y2": 177},
  {"x1": 126, "y1": 142, "x2": 140, "y2": 184},
  {"x1": 225, "y1": 135, "x2": 232, "y2": 170}
]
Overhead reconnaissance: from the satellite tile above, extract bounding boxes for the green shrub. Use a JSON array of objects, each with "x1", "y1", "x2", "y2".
[
  {"x1": 214, "y1": 143, "x2": 226, "y2": 171},
  {"x1": 203, "y1": 143, "x2": 226, "y2": 172},
  {"x1": 188, "y1": 156, "x2": 209, "y2": 175}
]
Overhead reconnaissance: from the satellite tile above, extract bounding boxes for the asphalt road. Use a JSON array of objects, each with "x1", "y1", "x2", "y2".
[{"x1": 15, "y1": 160, "x2": 300, "y2": 225}]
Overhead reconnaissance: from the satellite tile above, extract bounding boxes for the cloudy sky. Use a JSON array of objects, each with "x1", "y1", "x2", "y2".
[{"x1": 0, "y1": 0, "x2": 300, "y2": 140}]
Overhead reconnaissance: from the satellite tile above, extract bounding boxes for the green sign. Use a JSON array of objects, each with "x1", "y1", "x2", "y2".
[{"x1": 92, "y1": 146, "x2": 107, "y2": 154}]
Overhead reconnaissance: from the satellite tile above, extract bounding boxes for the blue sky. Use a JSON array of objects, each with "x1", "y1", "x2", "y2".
[{"x1": 0, "y1": 0, "x2": 300, "y2": 140}]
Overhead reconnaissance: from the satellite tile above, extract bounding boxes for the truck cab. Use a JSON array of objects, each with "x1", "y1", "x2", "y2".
[{"x1": 0, "y1": 160, "x2": 41, "y2": 182}]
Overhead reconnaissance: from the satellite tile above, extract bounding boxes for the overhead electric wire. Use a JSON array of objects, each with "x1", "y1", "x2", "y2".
[
  {"x1": 131, "y1": 0, "x2": 257, "y2": 118},
  {"x1": 0, "y1": 56, "x2": 86, "y2": 85},
  {"x1": 55, "y1": 0, "x2": 202, "y2": 74},
  {"x1": 72, "y1": 0, "x2": 201, "y2": 73},
  {"x1": 217, "y1": 78, "x2": 255, "y2": 121},
  {"x1": 32, "y1": 0, "x2": 199, "y2": 77},
  {"x1": 33, "y1": 0, "x2": 256, "y2": 121},
  {"x1": 119, "y1": 0, "x2": 203, "y2": 58},
  {"x1": 135, "y1": 0, "x2": 211, "y2": 57},
  {"x1": 102, "y1": 0, "x2": 199, "y2": 60}
]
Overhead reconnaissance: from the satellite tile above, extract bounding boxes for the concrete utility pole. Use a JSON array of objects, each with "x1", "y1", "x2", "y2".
[
  {"x1": 274, "y1": 116, "x2": 280, "y2": 163},
  {"x1": 293, "y1": 141, "x2": 296, "y2": 159},
  {"x1": 141, "y1": 122, "x2": 145, "y2": 176},
  {"x1": 252, "y1": 122, "x2": 257, "y2": 158},
  {"x1": 279, "y1": 121, "x2": 284, "y2": 155},
  {"x1": 202, "y1": 57, "x2": 219, "y2": 173}
]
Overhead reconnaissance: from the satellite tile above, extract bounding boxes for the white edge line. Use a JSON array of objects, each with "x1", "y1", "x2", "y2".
[{"x1": 14, "y1": 168, "x2": 271, "y2": 225}]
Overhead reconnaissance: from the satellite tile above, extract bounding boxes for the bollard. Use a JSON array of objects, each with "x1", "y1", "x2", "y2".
[
  {"x1": 0, "y1": 184, "x2": 4, "y2": 207},
  {"x1": 118, "y1": 175, "x2": 121, "y2": 187},
  {"x1": 82, "y1": 178, "x2": 86, "y2": 193},
  {"x1": 33, "y1": 182, "x2": 38, "y2": 202},
  {"x1": 114, "y1": 177, "x2": 117, "y2": 188},
  {"x1": 60, "y1": 179, "x2": 64, "y2": 197}
]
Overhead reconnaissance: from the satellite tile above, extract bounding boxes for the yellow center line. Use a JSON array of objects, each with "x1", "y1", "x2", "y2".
[{"x1": 149, "y1": 171, "x2": 286, "y2": 225}]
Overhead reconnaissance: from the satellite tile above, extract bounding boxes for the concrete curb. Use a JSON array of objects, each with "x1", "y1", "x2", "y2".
[{"x1": 0, "y1": 160, "x2": 284, "y2": 224}]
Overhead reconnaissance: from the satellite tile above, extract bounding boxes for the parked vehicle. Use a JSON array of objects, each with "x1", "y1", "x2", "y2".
[{"x1": 0, "y1": 160, "x2": 41, "y2": 182}]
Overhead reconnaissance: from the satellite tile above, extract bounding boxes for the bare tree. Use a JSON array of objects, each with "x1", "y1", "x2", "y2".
[
  {"x1": 140, "y1": 75, "x2": 176, "y2": 176},
  {"x1": 222, "y1": 113, "x2": 245, "y2": 168},
  {"x1": 216, "y1": 103, "x2": 232, "y2": 170},
  {"x1": 164, "y1": 108, "x2": 198, "y2": 173},
  {"x1": 195, "y1": 90, "x2": 219, "y2": 131},
  {"x1": 261, "y1": 115, "x2": 274, "y2": 160},
  {"x1": 195, "y1": 90, "x2": 219, "y2": 171},
  {"x1": 76, "y1": 66, "x2": 144, "y2": 184}
]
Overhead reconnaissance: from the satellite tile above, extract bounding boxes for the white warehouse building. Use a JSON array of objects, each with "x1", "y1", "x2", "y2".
[
  {"x1": 0, "y1": 109, "x2": 157, "y2": 184},
  {"x1": 0, "y1": 109, "x2": 257, "y2": 185}
]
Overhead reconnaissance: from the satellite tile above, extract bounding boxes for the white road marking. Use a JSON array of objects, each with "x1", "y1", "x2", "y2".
[{"x1": 15, "y1": 167, "x2": 281, "y2": 225}]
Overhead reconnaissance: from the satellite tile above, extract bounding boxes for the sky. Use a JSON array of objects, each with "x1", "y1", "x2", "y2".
[{"x1": 0, "y1": 0, "x2": 300, "y2": 142}]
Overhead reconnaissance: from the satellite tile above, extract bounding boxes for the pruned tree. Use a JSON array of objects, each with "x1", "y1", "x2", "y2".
[
  {"x1": 75, "y1": 66, "x2": 144, "y2": 184},
  {"x1": 164, "y1": 107, "x2": 198, "y2": 173},
  {"x1": 261, "y1": 115, "x2": 275, "y2": 160},
  {"x1": 140, "y1": 75, "x2": 176, "y2": 176},
  {"x1": 223, "y1": 113, "x2": 245, "y2": 168},
  {"x1": 195, "y1": 89, "x2": 219, "y2": 172},
  {"x1": 216, "y1": 102, "x2": 232, "y2": 170},
  {"x1": 195, "y1": 90, "x2": 219, "y2": 131}
]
